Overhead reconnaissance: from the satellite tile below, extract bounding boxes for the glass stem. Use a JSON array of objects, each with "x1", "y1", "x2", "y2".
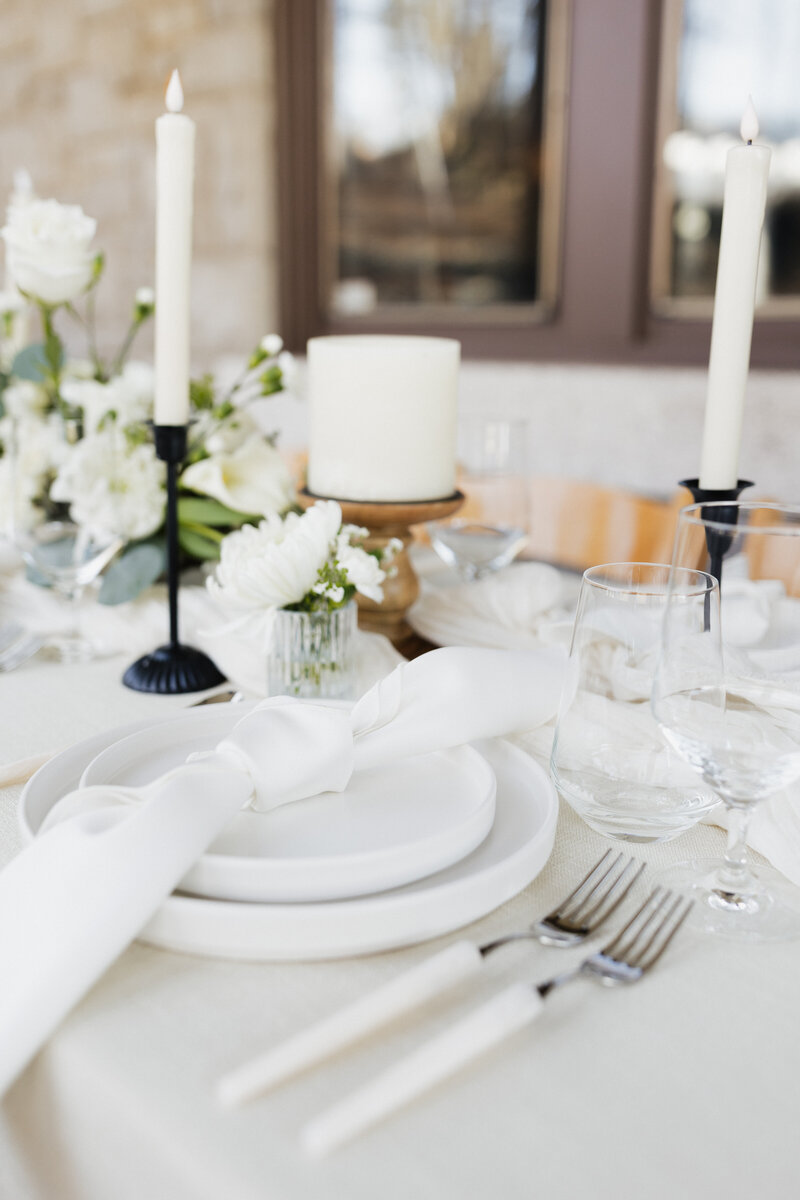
[{"x1": 718, "y1": 804, "x2": 755, "y2": 894}]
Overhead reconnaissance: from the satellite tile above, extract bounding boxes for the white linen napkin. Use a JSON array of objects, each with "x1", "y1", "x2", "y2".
[
  {"x1": 409, "y1": 562, "x2": 575, "y2": 650},
  {"x1": 0, "y1": 645, "x2": 566, "y2": 1098}
]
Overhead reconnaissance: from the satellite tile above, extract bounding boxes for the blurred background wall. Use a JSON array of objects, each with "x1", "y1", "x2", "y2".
[
  {"x1": 1, "y1": 0, "x2": 799, "y2": 498},
  {"x1": 0, "y1": 0, "x2": 279, "y2": 363}
]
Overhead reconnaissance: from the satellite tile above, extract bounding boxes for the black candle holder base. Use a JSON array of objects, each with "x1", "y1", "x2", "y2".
[{"x1": 122, "y1": 643, "x2": 226, "y2": 695}]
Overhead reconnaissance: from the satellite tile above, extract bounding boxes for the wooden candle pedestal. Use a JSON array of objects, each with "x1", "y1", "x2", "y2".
[{"x1": 299, "y1": 488, "x2": 464, "y2": 647}]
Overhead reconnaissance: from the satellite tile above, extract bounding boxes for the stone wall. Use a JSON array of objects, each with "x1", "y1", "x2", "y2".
[{"x1": 0, "y1": 0, "x2": 278, "y2": 369}]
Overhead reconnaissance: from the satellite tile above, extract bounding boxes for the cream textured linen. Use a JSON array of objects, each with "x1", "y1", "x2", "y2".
[
  {"x1": 1, "y1": 565, "x2": 800, "y2": 1199},
  {"x1": 0, "y1": 644, "x2": 566, "y2": 1102}
]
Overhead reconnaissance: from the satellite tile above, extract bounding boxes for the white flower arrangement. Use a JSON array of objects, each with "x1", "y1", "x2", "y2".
[
  {"x1": 0, "y1": 181, "x2": 297, "y2": 604},
  {"x1": 208, "y1": 500, "x2": 398, "y2": 641}
]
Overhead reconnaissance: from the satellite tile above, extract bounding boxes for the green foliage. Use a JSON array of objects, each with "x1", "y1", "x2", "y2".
[
  {"x1": 177, "y1": 495, "x2": 258, "y2": 529},
  {"x1": 177, "y1": 523, "x2": 224, "y2": 561},
  {"x1": 190, "y1": 374, "x2": 215, "y2": 410},
  {"x1": 98, "y1": 539, "x2": 166, "y2": 605},
  {"x1": 287, "y1": 561, "x2": 355, "y2": 613},
  {"x1": 259, "y1": 365, "x2": 283, "y2": 396},
  {"x1": 10, "y1": 342, "x2": 55, "y2": 382}
]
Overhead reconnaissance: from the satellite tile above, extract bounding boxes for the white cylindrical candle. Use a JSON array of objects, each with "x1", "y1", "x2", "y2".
[
  {"x1": 154, "y1": 69, "x2": 195, "y2": 427},
  {"x1": 307, "y1": 335, "x2": 460, "y2": 502},
  {"x1": 699, "y1": 98, "x2": 771, "y2": 490}
]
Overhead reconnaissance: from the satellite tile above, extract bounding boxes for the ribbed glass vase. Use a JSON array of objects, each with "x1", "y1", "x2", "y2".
[{"x1": 266, "y1": 601, "x2": 357, "y2": 700}]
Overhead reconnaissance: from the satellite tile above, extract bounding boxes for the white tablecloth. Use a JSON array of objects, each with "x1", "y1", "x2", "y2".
[{"x1": 1, "y1": 599, "x2": 799, "y2": 1199}]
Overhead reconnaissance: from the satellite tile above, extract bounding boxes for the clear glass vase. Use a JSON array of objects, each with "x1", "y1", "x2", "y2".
[{"x1": 266, "y1": 602, "x2": 358, "y2": 700}]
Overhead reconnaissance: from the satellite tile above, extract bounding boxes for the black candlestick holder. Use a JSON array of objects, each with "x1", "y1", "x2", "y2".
[
  {"x1": 123, "y1": 424, "x2": 226, "y2": 694},
  {"x1": 679, "y1": 477, "x2": 754, "y2": 589}
]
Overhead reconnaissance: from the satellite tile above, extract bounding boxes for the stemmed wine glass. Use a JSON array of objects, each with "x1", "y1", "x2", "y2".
[
  {"x1": 6, "y1": 417, "x2": 125, "y2": 663},
  {"x1": 428, "y1": 415, "x2": 528, "y2": 581},
  {"x1": 652, "y1": 501, "x2": 800, "y2": 941}
]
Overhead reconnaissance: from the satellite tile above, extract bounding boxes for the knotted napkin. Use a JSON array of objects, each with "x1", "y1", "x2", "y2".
[{"x1": 0, "y1": 645, "x2": 565, "y2": 1099}]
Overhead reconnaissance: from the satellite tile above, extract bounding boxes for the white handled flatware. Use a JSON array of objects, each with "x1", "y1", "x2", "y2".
[
  {"x1": 302, "y1": 888, "x2": 693, "y2": 1157},
  {"x1": 217, "y1": 850, "x2": 644, "y2": 1107}
]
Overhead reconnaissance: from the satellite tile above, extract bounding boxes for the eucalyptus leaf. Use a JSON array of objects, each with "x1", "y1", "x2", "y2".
[
  {"x1": 98, "y1": 540, "x2": 166, "y2": 606},
  {"x1": 177, "y1": 495, "x2": 256, "y2": 528},
  {"x1": 10, "y1": 343, "x2": 58, "y2": 382},
  {"x1": 178, "y1": 526, "x2": 222, "y2": 561}
]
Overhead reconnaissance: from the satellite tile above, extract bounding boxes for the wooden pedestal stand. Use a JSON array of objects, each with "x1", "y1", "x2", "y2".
[{"x1": 299, "y1": 488, "x2": 464, "y2": 648}]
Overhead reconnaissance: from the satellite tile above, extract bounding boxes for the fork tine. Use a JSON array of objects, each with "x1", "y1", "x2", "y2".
[
  {"x1": 620, "y1": 893, "x2": 684, "y2": 967},
  {"x1": 576, "y1": 860, "x2": 647, "y2": 931},
  {"x1": 637, "y1": 898, "x2": 694, "y2": 970},
  {"x1": 553, "y1": 850, "x2": 619, "y2": 920},
  {"x1": 600, "y1": 887, "x2": 670, "y2": 960}
]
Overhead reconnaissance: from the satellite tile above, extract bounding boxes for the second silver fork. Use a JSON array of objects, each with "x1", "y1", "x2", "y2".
[{"x1": 218, "y1": 850, "x2": 644, "y2": 1108}]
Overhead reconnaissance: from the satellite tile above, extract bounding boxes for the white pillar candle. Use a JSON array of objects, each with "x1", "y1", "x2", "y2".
[
  {"x1": 699, "y1": 98, "x2": 771, "y2": 490},
  {"x1": 307, "y1": 335, "x2": 460, "y2": 502},
  {"x1": 154, "y1": 69, "x2": 195, "y2": 427}
]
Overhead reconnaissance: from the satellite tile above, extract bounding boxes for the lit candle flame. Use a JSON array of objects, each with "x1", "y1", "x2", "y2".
[
  {"x1": 740, "y1": 95, "x2": 759, "y2": 143},
  {"x1": 165, "y1": 69, "x2": 184, "y2": 115}
]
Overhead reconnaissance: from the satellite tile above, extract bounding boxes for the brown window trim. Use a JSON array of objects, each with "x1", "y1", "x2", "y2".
[{"x1": 275, "y1": 0, "x2": 800, "y2": 369}]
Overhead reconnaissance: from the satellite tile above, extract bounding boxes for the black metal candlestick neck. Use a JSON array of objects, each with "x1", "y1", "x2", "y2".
[
  {"x1": 122, "y1": 421, "x2": 226, "y2": 693},
  {"x1": 678, "y1": 478, "x2": 755, "y2": 596}
]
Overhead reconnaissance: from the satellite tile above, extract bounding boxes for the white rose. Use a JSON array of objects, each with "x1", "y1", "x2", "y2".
[
  {"x1": 0, "y1": 290, "x2": 24, "y2": 317},
  {"x1": 209, "y1": 500, "x2": 342, "y2": 615},
  {"x1": 50, "y1": 428, "x2": 165, "y2": 540},
  {"x1": 181, "y1": 434, "x2": 295, "y2": 516},
  {"x1": 135, "y1": 286, "x2": 155, "y2": 307},
  {"x1": 2, "y1": 198, "x2": 97, "y2": 306}
]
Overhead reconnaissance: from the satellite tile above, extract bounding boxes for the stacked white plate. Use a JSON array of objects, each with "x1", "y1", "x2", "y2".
[{"x1": 19, "y1": 704, "x2": 557, "y2": 962}]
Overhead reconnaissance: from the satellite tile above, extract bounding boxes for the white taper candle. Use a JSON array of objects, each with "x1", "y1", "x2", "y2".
[
  {"x1": 154, "y1": 69, "x2": 195, "y2": 427},
  {"x1": 699, "y1": 97, "x2": 771, "y2": 490}
]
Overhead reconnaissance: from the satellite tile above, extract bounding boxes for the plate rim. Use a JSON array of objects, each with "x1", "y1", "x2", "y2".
[{"x1": 19, "y1": 728, "x2": 557, "y2": 960}]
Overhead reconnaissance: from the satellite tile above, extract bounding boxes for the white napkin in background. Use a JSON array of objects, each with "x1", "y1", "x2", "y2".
[
  {"x1": 0, "y1": 645, "x2": 567, "y2": 1099},
  {"x1": 409, "y1": 562, "x2": 575, "y2": 651},
  {"x1": 0, "y1": 561, "x2": 402, "y2": 697}
]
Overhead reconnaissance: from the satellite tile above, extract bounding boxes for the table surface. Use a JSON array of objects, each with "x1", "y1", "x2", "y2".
[{"x1": 1, "y1": 612, "x2": 799, "y2": 1200}]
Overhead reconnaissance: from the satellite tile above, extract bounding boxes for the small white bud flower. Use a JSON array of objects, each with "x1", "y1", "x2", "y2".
[{"x1": 260, "y1": 333, "x2": 284, "y2": 356}]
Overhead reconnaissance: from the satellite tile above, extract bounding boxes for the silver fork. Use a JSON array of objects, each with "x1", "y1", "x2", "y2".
[
  {"x1": 217, "y1": 850, "x2": 644, "y2": 1108},
  {"x1": 302, "y1": 889, "x2": 694, "y2": 1157}
]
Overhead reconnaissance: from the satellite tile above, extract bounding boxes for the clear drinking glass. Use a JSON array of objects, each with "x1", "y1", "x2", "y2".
[
  {"x1": 266, "y1": 602, "x2": 358, "y2": 700},
  {"x1": 429, "y1": 415, "x2": 528, "y2": 580},
  {"x1": 13, "y1": 520, "x2": 124, "y2": 663},
  {"x1": 551, "y1": 562, "x2": 719, "y2": 842},
  {"x1": 652, "y1": 502, "x2": 800, "y2": 940},
  {"x1": 7, "y1": 416, "x2": 125, "y2": 663}
]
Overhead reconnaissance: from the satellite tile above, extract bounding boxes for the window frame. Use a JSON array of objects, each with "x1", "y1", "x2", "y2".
[{"x1": 274, "y1": 0, "x2": 800, "y2": 368}]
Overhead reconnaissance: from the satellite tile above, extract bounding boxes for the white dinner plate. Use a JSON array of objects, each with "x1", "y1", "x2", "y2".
[
  {"x1": 19, "y1": 727, "x2": 557, "y2": 962},
  {"x1": 74, "y1": 705, "x2": 496, "y2": 903}
]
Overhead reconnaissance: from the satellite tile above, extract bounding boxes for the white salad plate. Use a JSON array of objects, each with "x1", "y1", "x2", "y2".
[
  {"x1": 19, "y1": 724, "x2": 557, "y2": 962},
  {"x1": 73, "y1": 705, "x2": 496, "y2": 903}
]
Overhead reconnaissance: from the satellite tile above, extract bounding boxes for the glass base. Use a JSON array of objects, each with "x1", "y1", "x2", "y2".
[
  {"x1": 43, "y1": 632, "x2": 96, "y2": 665},
  {"x1": 653, "y1": 858, "x2": 800, "y2": 942}
]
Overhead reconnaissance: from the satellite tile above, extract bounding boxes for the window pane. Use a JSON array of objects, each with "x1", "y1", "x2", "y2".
[
  {"x1": 327, "y1": 0, "x2": 547, "y2": 315},
  {"x1": 659, "y1": 0, "x2": 800, "y2": 305}
]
